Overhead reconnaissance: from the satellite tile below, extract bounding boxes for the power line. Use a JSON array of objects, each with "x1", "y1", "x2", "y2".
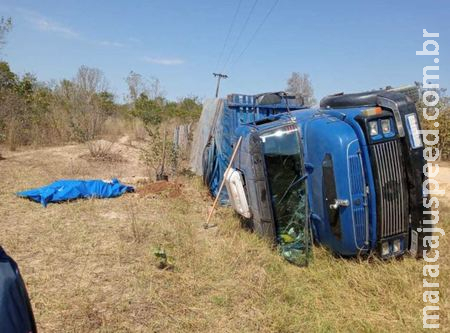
[
  {"x1": 228, "y1": 0, "x2": 280, "y2": 72},
  {"x1": 214, "y1": 0, "x2": 243, "y2": 71},
  {"x1": 220, "y1": 0, "x2": 259, "y2": 72}
]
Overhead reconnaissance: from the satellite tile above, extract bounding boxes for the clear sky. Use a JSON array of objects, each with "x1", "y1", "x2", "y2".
[{"x1": 1, "y1": 0, "x2": 448, "y2": 102}]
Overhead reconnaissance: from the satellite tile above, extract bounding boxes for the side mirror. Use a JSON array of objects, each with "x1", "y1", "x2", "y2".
[{"x1": 304, "y1": 163, "x2": 314, "y2": 175}]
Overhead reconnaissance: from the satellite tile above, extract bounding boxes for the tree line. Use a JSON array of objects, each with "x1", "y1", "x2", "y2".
[
  {"x1": 0, "y1": 17, "x2": 447, "y2": 161},
  {"x1": 0, "y1": 62, "x2": 201, "y2": 150},
  {"x1": 0, "y1": 17, "x2": 202, "y2": 156}
]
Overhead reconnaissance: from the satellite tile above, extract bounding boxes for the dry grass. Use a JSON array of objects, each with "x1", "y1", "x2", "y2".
[{"x1": 0, "y1": 144, "x2": 448, "y2": 332}]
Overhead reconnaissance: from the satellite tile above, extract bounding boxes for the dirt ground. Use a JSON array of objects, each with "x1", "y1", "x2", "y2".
[{"x1": 0, "y1": 142, "x2": 448, "y2": 332}]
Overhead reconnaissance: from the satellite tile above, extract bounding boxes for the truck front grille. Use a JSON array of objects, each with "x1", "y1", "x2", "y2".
[
  {"x1": 370, "y1": 140, "x2": 408, "y2": 238},
  {"x1": 349, "y1": 155, "x2": 367, "y2": 246}
]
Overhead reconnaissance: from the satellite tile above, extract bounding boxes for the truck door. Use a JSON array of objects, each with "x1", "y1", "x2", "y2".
[{"x1": 306, "y1": 118, "x2": 369, "y2": 255}]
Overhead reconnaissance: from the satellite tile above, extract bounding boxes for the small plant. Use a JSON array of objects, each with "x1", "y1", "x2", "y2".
[
  {"x1": 153, "y1": 247, "x2": 174, "y2": 270},
  {"x1": 126, "y1": 202, "x2": 149, "y2": 243},
  {"x1": 140, "y1": 126, "x2": 179, "y2": 181}
]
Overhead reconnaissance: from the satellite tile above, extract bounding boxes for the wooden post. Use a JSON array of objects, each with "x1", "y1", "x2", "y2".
[{"x1": 204, "y1": 136, "x2": 243, "y2": 228}]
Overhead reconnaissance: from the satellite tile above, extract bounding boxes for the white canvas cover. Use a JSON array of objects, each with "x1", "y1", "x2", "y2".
[{"x1": 189, "y1": 98, "x2": 223, "y2": 175}]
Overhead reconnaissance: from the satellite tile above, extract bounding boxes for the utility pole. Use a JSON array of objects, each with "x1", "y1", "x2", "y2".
[{"x1": 213, "y1": 73, "x2": 228, "y2": 98}]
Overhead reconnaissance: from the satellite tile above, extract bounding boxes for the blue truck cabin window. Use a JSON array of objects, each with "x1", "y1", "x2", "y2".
[{"x1": 260, "y1": 125, "x2": 309, "y2": 265}]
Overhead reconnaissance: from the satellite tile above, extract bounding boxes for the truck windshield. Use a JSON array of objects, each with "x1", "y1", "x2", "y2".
[{"x1": 261, "y1": 125, "x2": 310, "y2": 266}]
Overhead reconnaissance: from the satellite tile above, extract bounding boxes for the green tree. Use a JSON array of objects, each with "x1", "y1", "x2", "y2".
[
  {"x1": 97, "y1": 91, "x2": 116, "y2": 116},
  {"x1": 0, "y1": 61, "x2": 17, "y2": 89},
  {"x1": 132, "y1": 93, "x2": 163, "y2": 127},
  {"x1": 56, "y1": 65, "x2": 113, "y2": 141},
  {"x1": 166, "y1": 97, "x2": 202, "y2": 122}
]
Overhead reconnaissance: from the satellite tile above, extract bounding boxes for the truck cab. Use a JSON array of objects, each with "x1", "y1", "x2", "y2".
[{"x1": 202, "y1": 88, "x2": 427, "y2": 264}]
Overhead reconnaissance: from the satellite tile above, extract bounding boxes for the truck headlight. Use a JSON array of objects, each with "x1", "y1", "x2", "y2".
[
  {"x1": 405, "y1": 113, "x2": 423, "y2": 149},
  {"x1": 381, "y1": 119, "x2": 391, "y2": 134},
  {"x1": 393, "y1": 239, "x2": 401, "y2": 253},
  {"x1": 369, "y1": 121, "x2": 379, "y2": 136}
]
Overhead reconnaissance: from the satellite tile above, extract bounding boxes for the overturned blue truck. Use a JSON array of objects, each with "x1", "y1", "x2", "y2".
[{"x1": 192, "y1": 86, "x2": 428, "y2": 265}]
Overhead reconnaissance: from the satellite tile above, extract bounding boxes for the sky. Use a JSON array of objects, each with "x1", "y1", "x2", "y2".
[{"x1": 0, "y1": 0, "x2": 448, "y2": 102}]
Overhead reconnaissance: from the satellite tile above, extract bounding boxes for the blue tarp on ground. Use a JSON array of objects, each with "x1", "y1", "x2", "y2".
[{"x1": 17, "y1": 178, "x2": 134, "y2": 207}]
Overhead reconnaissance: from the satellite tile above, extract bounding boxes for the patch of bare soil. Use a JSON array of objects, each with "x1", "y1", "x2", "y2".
[{"x1": 136, "y1": 180, "x2": 183, "y2": 198}]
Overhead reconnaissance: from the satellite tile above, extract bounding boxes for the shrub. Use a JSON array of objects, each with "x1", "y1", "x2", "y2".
[
  {"x1": 139, "y1": 126, "x2": 178, "y2": 180},
  {"x1": 87, "y1": 140, "x2": 114, "y2": 158}
]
